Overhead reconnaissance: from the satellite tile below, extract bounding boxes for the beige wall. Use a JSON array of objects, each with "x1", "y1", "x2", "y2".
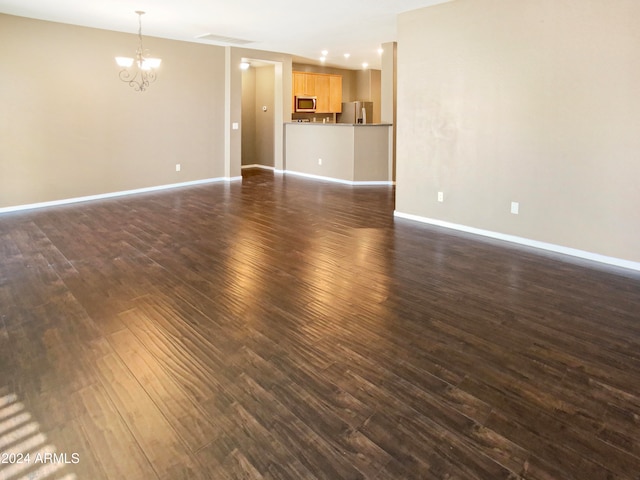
[
  {"x1": 255, "y1": 66, "x2": 276, "y2": 167},
  {"x1": 353, "y1": 70, "x2": 382, "y2": 124},
  {"x1": 0, "y1": 14, "x2": 226, "y2": 208},
  {"x1": 241, "y1": 68, "x2": 257, "y2": 166},
  {"x1": 396, "y1": 0, "x2": 640, "y2": 264},
  {"x1": 286, "y1": 124, "x2": 355, "y2": 181},
  {"x1": 232, "y1": 48, "x2": 293, "y2": 173},
  {"x1": 241, "y1": 65, "x2": 277, "y2": 168},
  {"x1": 285, "y1": 124, "x2": 391, "y2": 183},
  {"x1": 381, "y1": 42, "x2": 397, "y2": 180},
  {"x1": 380, "y1": 42, "x2": 397, "y2": 126}
]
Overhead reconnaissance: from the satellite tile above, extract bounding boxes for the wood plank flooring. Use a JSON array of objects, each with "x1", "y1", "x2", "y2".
[{"x1": 1, "y1": 168, "x2": 639, "y2": 479}]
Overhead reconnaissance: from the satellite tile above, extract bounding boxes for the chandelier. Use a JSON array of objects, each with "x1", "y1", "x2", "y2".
[{"x1": 115, "y1": 11, "x2": 161, "y2": 92}]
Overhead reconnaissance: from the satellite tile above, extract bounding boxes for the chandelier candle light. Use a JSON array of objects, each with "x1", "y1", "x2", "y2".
[{"x1": 115, "y1": 11, "x2": 161, "y2": 92}]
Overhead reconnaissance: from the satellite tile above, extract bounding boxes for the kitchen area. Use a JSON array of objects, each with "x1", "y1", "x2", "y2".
[{"x1": 284, "y1": 67, "x2": 393, "y2": 184}]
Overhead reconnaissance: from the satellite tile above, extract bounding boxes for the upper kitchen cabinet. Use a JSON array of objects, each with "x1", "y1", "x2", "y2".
[
  {"x1": 292, "y1": 71, "x2": 342, "y2": 113},
  {"x1": 329, "y1": 75, "x2": 342, "y2": 113},
  {"x1": 293, "y1": 71, "x2": 316, "y2": 96},
  {"x1": 315, "y1": 75, "x2": 330, "y2": 113}
]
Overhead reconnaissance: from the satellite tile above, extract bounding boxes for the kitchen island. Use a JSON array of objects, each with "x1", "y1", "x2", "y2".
[{"x1": 284, "y1": 123, "x2": 393, "y2": 184}]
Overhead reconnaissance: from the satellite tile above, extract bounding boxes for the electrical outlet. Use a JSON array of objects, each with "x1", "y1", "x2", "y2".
[
  {"x1": 318, "y1": 158, "x2": 322, "y2": 166},
  {"x1": 176, "y1": 164, "x2": 181, "y2": 172},
  {"x1": 437, "y1": 191, "x2": 444, "y2": 202},
  {"x1": 511, "y1": 201, "x2": 519, "y2": 214}
]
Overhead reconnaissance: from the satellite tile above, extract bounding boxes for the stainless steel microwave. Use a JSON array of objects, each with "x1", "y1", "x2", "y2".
[{"x1": 295, "y1": 96, "x2": 317, "y2": 112}]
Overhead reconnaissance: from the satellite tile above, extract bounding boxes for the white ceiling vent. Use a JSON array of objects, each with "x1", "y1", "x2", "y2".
[{"x1": 195, "y1": 33, "x2": 255, "y2": 45}]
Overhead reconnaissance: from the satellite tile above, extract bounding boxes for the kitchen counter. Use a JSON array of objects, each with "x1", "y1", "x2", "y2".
[{"x1": 284, "y1": 123, "x2": 393, "y2": 184}]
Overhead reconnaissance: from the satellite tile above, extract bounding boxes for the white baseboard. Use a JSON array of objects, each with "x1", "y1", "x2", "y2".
[
  {"x1": 394, "y1": 211, "x2": 640, "y2": 273},
  {"x1": 284, "y1": 170, "x2": 394, "y2": 186},
  {"x1": 242, "y1": 164, "x2": 275, "y2": 171},
  {"x1": 0, "y1": 176, "x2": 239, "y2": 214}
]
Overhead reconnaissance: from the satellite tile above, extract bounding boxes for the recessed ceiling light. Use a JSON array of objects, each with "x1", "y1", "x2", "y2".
[
  {"x1": 321, "y1": 50, "x2": 328, "y2": 56},
  {"x1": 362, "y1": 62, "x2": 369, "y2": 69},
  {"x1": 320, "y1": 56, "x2": 326, "y2": 62},
  {"x1": 378, "y1": 48, "x2": 384, "y2": 54},
  {"x1": 240, "y1": 62, "x2": 250, "y2": 70},
  {"x1": 344, "y1": 53, "x2": 350, "y2": 59}
]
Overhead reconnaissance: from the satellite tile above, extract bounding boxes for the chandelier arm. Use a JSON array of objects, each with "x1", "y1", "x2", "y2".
[
  {"x1": 118, "y1": 68, "x2": 156, "y2": 92},
  {"x1": 116, "y1": 10, "x2": 160, "y2": 92}
]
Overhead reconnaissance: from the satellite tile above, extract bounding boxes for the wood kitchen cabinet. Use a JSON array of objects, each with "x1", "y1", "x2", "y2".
[
  {"x1": 314, "y1": 75, "x2": 330, "y2": 113},
  {"x1": 292, "y1": 71, "x2": 342, "y2": 113},
  {"x1": 329, "y1": 75, "x2": 342, "y2": 113},
  {"x1": 293, "y1": 72, "x2": 315, "y2": 96}
]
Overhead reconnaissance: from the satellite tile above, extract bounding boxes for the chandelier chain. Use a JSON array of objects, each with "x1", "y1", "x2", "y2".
[{"x1": 116, "y1": 10, "x2": 160, "y2": 92}]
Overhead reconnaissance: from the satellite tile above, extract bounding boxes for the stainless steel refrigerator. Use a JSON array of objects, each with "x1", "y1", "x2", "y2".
[{"x1": 338, "y1": 101, "x2": 373, "y2": 124}]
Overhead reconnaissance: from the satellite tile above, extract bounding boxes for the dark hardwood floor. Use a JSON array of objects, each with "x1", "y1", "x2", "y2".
[{"x1": 1, "y1": 168, "x2": 639, "y2": 479}]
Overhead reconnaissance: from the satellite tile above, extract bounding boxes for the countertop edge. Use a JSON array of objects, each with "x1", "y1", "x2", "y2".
[{"x1": 285, "y1": 122, "x2": 392, "y2": 127}]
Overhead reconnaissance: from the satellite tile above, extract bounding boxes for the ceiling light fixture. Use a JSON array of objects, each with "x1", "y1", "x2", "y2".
[
  {"x1": 344, "y1": 53, "x2": 350, "y2": 59},
  {"x1": 362, "y1": 62, "x2": 369, "y2": 69},
  {"x1": 240, "y1": 62, "x2": 250, "y2": 70},
  {"x1": 321, "y1": 50, "x2": 328, "y2": 56},
  {"x1": 115, "y1": 11, "x2": 161, "y2": 92}
]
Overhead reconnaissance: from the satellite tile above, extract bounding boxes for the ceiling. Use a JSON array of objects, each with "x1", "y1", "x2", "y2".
[{"x1": 0, "y1": 0, "x2": 449, "y2": 70}]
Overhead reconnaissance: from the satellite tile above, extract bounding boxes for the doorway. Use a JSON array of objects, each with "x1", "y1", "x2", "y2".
[{"x1": 241, "y1": 61, "x2": 277, "y2": 170}]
